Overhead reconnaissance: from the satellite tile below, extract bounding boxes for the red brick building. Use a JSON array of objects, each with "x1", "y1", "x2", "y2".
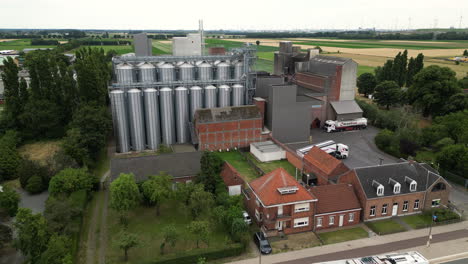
[
  {"x1": 309, "y1": 184, "x2": 362, "y2": 230},
  {"x1": 244, "y1": 168, "x2": 317, "y2": 237},
  {"x1": 303, "y1": 147, "x2": 350, "y2": 185},
  {"x1": 220, "y1": 162, "x2": 245, "y2": 196},
  {"x1": 193, "y1": 106, "x2": 268, "y2": 151},
  {"x1": 338, "y1": 162, "x2": 451, "y2": 221}
]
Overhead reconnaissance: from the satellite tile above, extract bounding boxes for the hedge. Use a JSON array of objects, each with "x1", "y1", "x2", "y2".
[{"x1": 148, "y1": 243, "x2": 244, "y2": 264}]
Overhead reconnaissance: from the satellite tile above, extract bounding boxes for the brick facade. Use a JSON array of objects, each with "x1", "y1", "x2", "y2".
[{"x1": 315, "y1": 209, "x2": 361, "y2": 230}]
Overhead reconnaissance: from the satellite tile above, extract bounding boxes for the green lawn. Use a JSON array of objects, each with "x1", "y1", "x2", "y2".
[
  {"x1": 245, "y1": 153, "x2": 297, "y2": 177},
  {"x1": 152, "y1": 40, "x2": 172, "y2": 54},
  {"x1": 255, "y1": 59, "x2": 274, "y2": 72},
  {"x1": 365, "y1": 219, "x2": 407, "y2": 235},
  {"x1": 401, "y1": 214, "x2": 432, "y2": 229},
  {"x1": 318, "y1": 227, "x2": 368, "y2": 244},
  {"x1": 0, "y1": 39, "x2": 56, "y2": 51},
  {"x1": 214, "y1": 151, "x2": 259, "y2": 182},
  {"x1": 72, "y1": 45, "x2": 133, "y2": 55},
  {"x1": 205, "y1": 39, "x2": 278, "y2": 52},
  {"x1": 358, "y1": 65, "x2": 375, "y2": 76},
  {"x1": 106, "y1": 201, "x2": 236, "y2": 264}
]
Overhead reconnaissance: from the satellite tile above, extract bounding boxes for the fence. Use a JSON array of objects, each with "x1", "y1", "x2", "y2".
[{"x1": 441, "y1": 170, "x2": 468, "y2": 190}]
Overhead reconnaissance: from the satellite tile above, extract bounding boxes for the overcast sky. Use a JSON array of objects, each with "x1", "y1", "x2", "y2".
[{"x1": 1, "y1": 0, "x2": 467, "y2": 30}]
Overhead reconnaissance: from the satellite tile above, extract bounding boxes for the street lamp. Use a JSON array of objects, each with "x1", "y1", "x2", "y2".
[{"x1": 426, "y1": 213, "x2": 437, "y2": 247}]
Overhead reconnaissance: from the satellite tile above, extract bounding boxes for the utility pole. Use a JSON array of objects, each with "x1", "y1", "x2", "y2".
[
  {"x1": 199, "y1": 19, "x2": 205, "y2": 55},
  {"x1": 460, "y1": 16, "x2": 463, "y2": 29},
  {"x1": 427, "y1": 213, "x2": 436, "y2": 247}
]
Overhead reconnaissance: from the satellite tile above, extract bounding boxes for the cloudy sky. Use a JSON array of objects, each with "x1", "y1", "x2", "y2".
[{"x1": 1, "y1": 0, "x2": 466, "y2": 30}]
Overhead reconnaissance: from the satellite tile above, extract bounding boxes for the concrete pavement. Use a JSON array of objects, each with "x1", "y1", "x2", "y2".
[{"x1": 227, "y1": 221, "x2": 468, "y2": 264}]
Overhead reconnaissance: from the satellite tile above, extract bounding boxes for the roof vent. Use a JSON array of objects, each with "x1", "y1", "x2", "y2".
[{"x1": 277, "y1": 186, "x2": 298, "y2": 195}]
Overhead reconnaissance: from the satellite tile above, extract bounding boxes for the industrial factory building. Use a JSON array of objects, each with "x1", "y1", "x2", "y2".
[{"x1": 109, "y1": 34, "x2": 256, "y2": 153}]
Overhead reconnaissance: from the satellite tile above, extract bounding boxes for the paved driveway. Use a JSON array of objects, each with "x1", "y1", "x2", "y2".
[{"x1": 287, "y1": 126, "x2": 399, "y2": 169}]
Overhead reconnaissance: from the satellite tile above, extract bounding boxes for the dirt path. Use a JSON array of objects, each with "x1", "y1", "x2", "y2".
[
  {"x1": 98, "y1": 179, "x2": 109, "y2": 264},
  {"x1": 85, "y1": 194, "x2": 101, "y2": 264}
]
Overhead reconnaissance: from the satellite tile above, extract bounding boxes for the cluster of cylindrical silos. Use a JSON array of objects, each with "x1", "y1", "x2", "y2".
[
  {"x1": 114, "y1": 60, "x2": 245, "y2": 84},
  {"x1": 110, "y1": 60, "x2": 247, "y2": 153}
]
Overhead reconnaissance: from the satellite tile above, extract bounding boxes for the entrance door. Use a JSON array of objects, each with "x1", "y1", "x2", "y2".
[
  {"x1": 278, "y1": 205, "x2": 283, "y2": 216},
  {"x1": 392, "y1": 203, "x2": 398, "y2": 216},
  {"x1": 339, "y1": 215, "x2": 344, "y2": 227},
  {"x1": 276, "y1": 221, "x2": 283, "y2": 231}
]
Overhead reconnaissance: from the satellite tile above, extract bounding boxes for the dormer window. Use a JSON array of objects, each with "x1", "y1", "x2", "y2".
[
  {"x1": 372, "y1": 180, "x2": 384, "y2": 196},
  {"x1": 389, "y1": 178, "x2": 401, "y2": 194},
  {"x1": 405, "y1": 176, "x2": 417, "y2": 192},
  {"x1": 277, "y1": 186, "x2": 298, "y2": 195}
]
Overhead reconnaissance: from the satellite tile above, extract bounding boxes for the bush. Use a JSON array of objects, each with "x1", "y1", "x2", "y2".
[
  {"x1": 375, "y1": 129, "x2": 400, "y2": 157},
  {"x1": 0, "y1": 186, "x2": 20, "y2": 217},
  {"x1": 26, "y1": 176, "x2": 44, "y2": 194},
  {"x1": 149, "y1": 243, "x2": 244, "y2": 264},
  {"x1": 424, "y1": 209, "x2": 460, "y2": 222},
  {"x1": 0, "y1": 223, "x2": 12, "y2": 249},
  {"x1": 18, "y1": 158, "x2": 50, "y2": 191},
  {"x1": 48, "y1": 168, "x2": 96, "y2": 197},
  {"x1": 69, "y1": 189, "x2": 88, "y2": 210}
]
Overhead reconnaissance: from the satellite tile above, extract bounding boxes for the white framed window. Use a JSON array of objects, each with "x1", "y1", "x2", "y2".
[
  {"x1": 403, "y1": 201, "x2": 409, "y2": 212},
  {"x1": 317, "y1": 217, "x2": 323, "y2": 227},
  {"x1": 370, "y1": 206, "x2": 376, "y2": 216},
  {"x1": 432, "y1": 199, "x2": 441, "y2": 207},
  {"x1": 393, "y1": 184, "x2": 401, "y2": 194},
  {"x1": 294, "y1": 217, "x2": 309, "y2": 228},
  {"x1": 410, "y1": 182, "x2": 417, "y2": 192},
  {"x1": 294, "y1": 203, "x2": 310, "y2": 213},
  {"x1": 349, "y1": 213, "x2": 355, "y2": 222},
  {"x1": 329, "y1": 216, "x2": 335, "y2": 225},
  {"x1": 414, "y1": 199, "x2": 420, "y2": 210},
  {"x1": 377, "y1": 186, "x2": 384, "y2": 196},
  {"x1": 255, "y1": 209, "x2": 262, "y2": 221},
  {"x1": 381, "y1": 204, "x2": 387, "y2": 215}
]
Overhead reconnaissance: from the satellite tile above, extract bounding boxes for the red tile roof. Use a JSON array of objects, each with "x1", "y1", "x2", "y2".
[
  {"x1": 249, "y1": 168, "x2": 316, "y2": 206},
  {"x1": 304, "y1": 147, "x2": 348, "y2": 176},
  {"x1": 309, "y1": 184, "x2": 361, "y2": 214},
  {"x1": 221, "y1": 162, "x2": 245, "y2": 186}
]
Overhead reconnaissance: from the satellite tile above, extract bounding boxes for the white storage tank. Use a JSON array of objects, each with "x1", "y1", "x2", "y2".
[
  {"x1": 204, "y1": 85, "x2": 217, "y2": 109},
  {"x1": 115, "y1": 63, "x2": 134, "y2": 84},
  {"x1": 234, "y1": 60, "x2": 244, "y2": 79},
  {"x1": 158, "y1": 63, "x2": 175, "y2": 82},
  {"x1": 127, "y1": 89, "x2": 145, "y2": 151},
  {"x1": 143, "y1": 88, "x2": 160, "y2": 151},
  {"x1": 216, "y1": 61, "x2": 231, "y2": 80},
  {"x1": 179, "y1": 62, "x2": 195, "y2": 81},
  {"x1": 139, "y1": 62, "x2": 156, "y2": 83},
  {"x1": 197, "y1": 61, "x2": 213, "y2": 81},
  {"x1": 231, "y1": 84, "x2": 244, "y2": 106},
  {"x1": 159, "y1": 87, "x2": 176, "y2": 145},
  {"x1": 110, "y1": 90, "x2": 130, "y2": 153},
  {"x1": 218, "y1": 85, "x2": 231, "y2": 107},
  {"x1": 175, "y1": 87, "x2": 189, "y2": 143},
  {"x1": 189, "y1": 86, "x2": 203, "y2": 121}
]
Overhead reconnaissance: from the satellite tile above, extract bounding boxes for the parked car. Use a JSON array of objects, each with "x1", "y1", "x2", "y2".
[
  {"x1": 253, "y1": 232, "x2": 272, "y2": 254},
  {"x1": 243, "y1": 211, "x2": 252, "y2": 225}
]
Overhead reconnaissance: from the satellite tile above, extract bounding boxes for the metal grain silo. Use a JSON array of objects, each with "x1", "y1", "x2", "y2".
[
  {"x1": 116, "y1": 63, "x2": 134, "y2": 84},
  {"x1": 127, "y1": 89, "x2": 145, "y2": 151},
  {"x1": 179, "y1": 62, "x2": 195, "y2": 81},
  {"x1": 189, "y1": 86, "x2": 203, "y2": 121},
  {"x1": 218, "y1": 85, "x2": 231, "y2": 107},
  {"x1": 158, "y1": 63, "x2": 175, "y2": 82},
  {"x1": 175, "y1": 87, "x2": 189, "y2": 143},
  {"x1": 159, "y1": 87, "x2": 176, "y2": 145},
  {"x1": 143, "y1": 88, "x2": 160, "y2": 150},
  {"x1": 231, "y1": 84, "x2": 244, "y2": 106},
  {"x1": 139, "y1": 62, "x2": 156, "y2": 83},
  {"x1": 234, "y1": 60, "x2": 244, "y2": 79},
  {"x1": 197, "y1": 62, "x2": 212, "y2": 81},
  {"x1": 110, "y1": 90, "x2": 130, "y2": 153},
  {"x1": 216, "y1": 62, "x2": 231, "y2": 80},
  {"x1": 204, "y1": 85, "x2": 217, "y2": 109}
]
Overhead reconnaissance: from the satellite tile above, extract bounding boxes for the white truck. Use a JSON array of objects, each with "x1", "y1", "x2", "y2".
[
  {"x1": 324, "y1": 117, "x2": 368, "y2": 133},
  {"x1": 315, "y1": 251, "x2": 429, "y2": 264},
  {"x1": 296, "y1": 140, "x2": 349, "y2": 159}
]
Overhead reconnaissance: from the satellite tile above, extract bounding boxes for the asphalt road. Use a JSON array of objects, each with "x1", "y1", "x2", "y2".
[
  {"x1": 278, "y1": 229, "x2": 468, "y2": 264},
  {"x1": 288, "y1": 126, "x2": 399, "y2": 169},
  {"x1": 441, "y1": 258, "x2": 468, "y2": 264}
]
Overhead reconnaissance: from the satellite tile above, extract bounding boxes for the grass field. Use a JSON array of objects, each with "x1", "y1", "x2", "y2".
[
  {"x1": 292, "y1": 39, "x2": 466, "y2": 50},
  {"x1": 245, "y1": 153, "x2": 296, "y2": 177},
  {"x1": 17, "y1": 139, "x2": 62, "y2": 165},
  {"x1": 401, "y1": 214, "x2": 432, "y2": 229},
  {"x1": 0, "y1": 39, "x2": 55, "y2": 51},
  {"x1": 357, "y1": 65, "x2": 376, "y2": 76},
  {"x1": 365, "y1": 219, "x2": 407, "y2": 235},
  {"x1": 214, "y1": 151, "x2": 259, "y2": 182},
  {"x1": 106, "y1": 201, "x2": 235, "y2": 264},
  {"x1": 318, "y1": 227, "x2": 368, "y2": 244}
]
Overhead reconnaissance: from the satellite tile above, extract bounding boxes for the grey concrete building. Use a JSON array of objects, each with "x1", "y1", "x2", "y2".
[
  {"x1": 172, "y1": 33, "x2": 202, "y2": 56},
  {"x1": 133, "y1": 33, "x2": 152, "y2": 57}
]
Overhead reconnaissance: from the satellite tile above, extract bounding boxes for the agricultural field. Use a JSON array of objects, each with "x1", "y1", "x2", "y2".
[{"x1": 0, "y1": 39, "x2": 56, "y2": 51}]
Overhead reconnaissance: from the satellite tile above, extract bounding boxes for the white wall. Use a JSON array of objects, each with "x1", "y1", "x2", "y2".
[
  {"x1": 228, "y1": 185, "x2": 241, "y2": 196},
  {"x1": 250, "y1": 144, "x2": 286, "y2": 162},
  {"x1": 339, "y1": 60, "x2": 357, "y2": 101},
  {"x1": 172, "y1": 34, "x2": 202, "y2": 56}
]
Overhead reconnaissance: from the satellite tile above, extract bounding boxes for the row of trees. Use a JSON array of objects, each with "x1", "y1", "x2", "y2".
[{"x1": 108, "y1": 152, "x2": 249, "y2": 261}]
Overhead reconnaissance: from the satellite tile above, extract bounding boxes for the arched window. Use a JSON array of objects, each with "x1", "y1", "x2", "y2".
[{"x1": 431, "y1": 183, "x2": 446, "y2": 192}]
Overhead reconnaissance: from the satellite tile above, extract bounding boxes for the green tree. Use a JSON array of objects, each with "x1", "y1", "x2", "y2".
[
  {"x1": 188, "y1": 185, "x2": 214, "y2": 219},
  {"x1": 436, "y1": 144, "x2": 468, "y2": 176},
  {"x1": 176, "y1": 181, "x2": 197, "y2": 206},
  {"x1": 463, "y1": 49, "x2": 467, "y2": 56},
  {"x1": 406, "y1": 57, "x2": 416, "y2": 87},
  {"x1": 141, "y1": 172, "x2": 173, "y2": 216},
  {"x1": 110, "y1": 173, "x2": 141, "y2": 225},
  {"x1": 375, "y1": 60, "x2": 394, "y2": 83},
  {"x1": 115, "y1": 231, "x2": 140, "y2": 262},
  {"x1": 26, "y1": 176, "x2": 44, "y2": 194},
  {"x1": 0, "y1": 145, "x2": 21, "y2": 182},
  {"x1": 0, "y1": 56, "x2": 22, "y2": 129},
  {"x1": 48, "y1": 168, "x2": 95, "y2": 197},
  {"x1": 314, "y1": 46, "x2": 323, "y2": 53},
  {"x1": 408, "y1": 65, "x2": 461, "y2": 116},
  {"x1": 230, "y1": 218, "x2": 248, "y2": 242},
  {"x1": 373, "y1": 81, "x2": 401, "y2": 109},
  {"x1": 44, "y1": 197, "x2": 82, "y2": 235},
  {"x1": 17, "y1": 158, "x2": 50, "y2": 190},
  {"x1": 393, "y1": 50, "x2": 408, "y2": 87},
  {"x1": 442, "y1": 93, "x2": 468, "y2": 114},
  {"x1": 62, "y1": 103, "x2": 111, "y2": 166},
  {"x1": 255, "y1": 40, "x2": 260, "y2": 46},
  {"x1": 38, "y1": 235, "x2": 72, "y2": 264},
  {"x1": 187, "y1": 221, "x2": 210, "y2": 248},
  {"x1": 160, "y1": 224, "x2": 179, "y2": 255},
  {"x1": 0, "y1": 223, "x2": 13, "y2": 249},
  {"x1": 375, "y1": 129, "x2": 400, "y2": 157},
  {"x1": 14, "y1": 208, "x2": 50, "y2": 264},
  {"x1": 196, "y1": 151, "x2": 223, "y2": 193},
  {"x1": 357, "y1": 73, "x2": 377, "y2": 96},
  {"x1": 0, "y1": 185, "x2": 20, "y2": 217}
]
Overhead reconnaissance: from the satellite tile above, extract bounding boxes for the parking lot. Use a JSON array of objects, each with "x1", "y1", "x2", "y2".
[{"x1": 287, "y1": 126, "x2": 400, "y2": 169}]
